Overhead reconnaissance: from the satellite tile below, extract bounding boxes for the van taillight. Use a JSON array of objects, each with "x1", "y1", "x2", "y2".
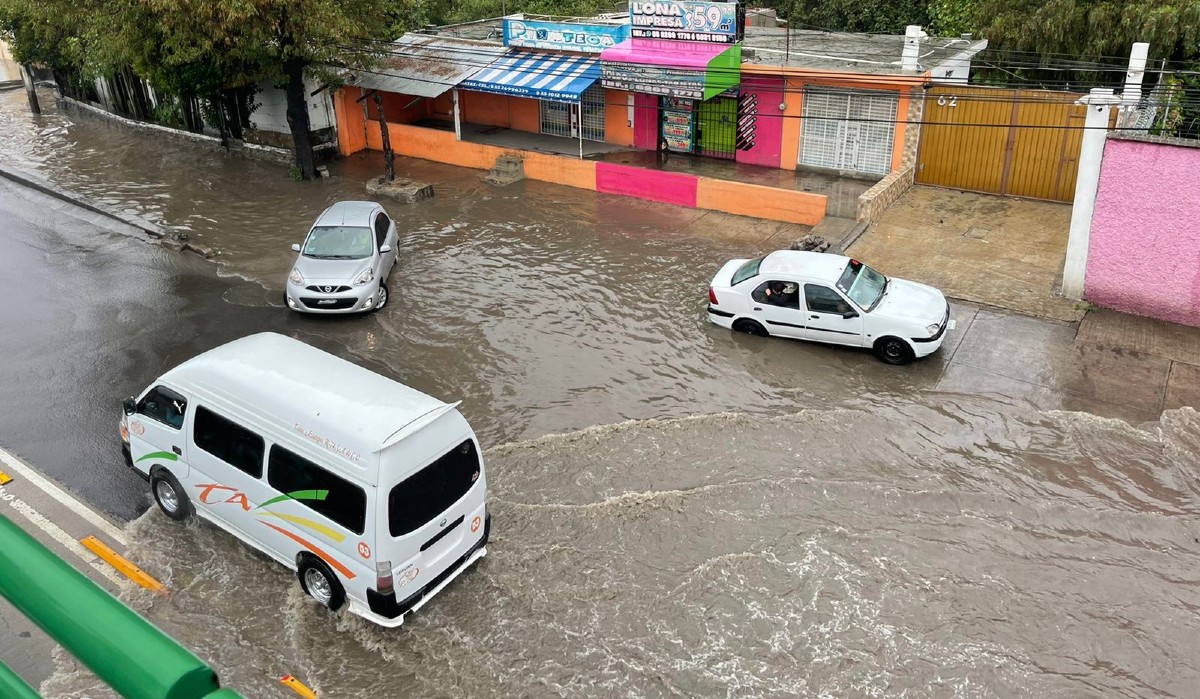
[
  {"x1": 376, "y1": 561, "x2": 394, "y2": 595},
  {"x1": 708, "y1": 287, "x2": 719, "y2": 305}
]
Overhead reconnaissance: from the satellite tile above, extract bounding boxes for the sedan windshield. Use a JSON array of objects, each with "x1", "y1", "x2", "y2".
[
  {"x1": 302, "y1": 226, "x2": 373, "y2": 260},
  {"x1": 837, "y1": 260, "x2": 888, "y2": 311}
]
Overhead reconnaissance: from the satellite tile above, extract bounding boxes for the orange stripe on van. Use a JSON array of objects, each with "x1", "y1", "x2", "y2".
[{"x1": 261, "y1": 522, "x2": 357, "y2": 579}]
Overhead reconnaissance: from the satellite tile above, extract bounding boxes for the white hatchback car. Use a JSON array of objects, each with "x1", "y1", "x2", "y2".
[
  {"x1": 285, "y1": 201, "x2": 398, "y2": 314},
  {"x1": 707, "y1": 250, "x2": 951, "y2": 364}
]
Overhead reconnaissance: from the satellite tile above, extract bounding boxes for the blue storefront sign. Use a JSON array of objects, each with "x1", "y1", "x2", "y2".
[
  {"x1": 629, "y1": 1, "x2": 741, "y2": 43},
  {"x1": 503, "y1": 19, "x2": 630, "y2": 53}
]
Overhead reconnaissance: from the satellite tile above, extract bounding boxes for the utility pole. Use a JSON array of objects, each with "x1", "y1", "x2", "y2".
[
  {"x1": 1062, "y1": 88, "x2": 1121, "y2": 299},
  {"x1": 19, "y1": 64, "x2": 40, "y2": 115}
]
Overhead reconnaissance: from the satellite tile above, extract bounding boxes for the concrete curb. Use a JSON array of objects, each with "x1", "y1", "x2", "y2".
[
  {"x1": 830, "y1": 221, "x2": 870, "y2": 254},
  {"x1": 0, "y1": 164, "x2": 215, "y2": 258}
]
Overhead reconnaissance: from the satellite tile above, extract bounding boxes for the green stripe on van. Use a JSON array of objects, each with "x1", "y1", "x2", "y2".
[
  {"x1": 256, "y1": 490, "x2": 329, "y2": 509},
  {"x1": 135, "y1": 451, "x2": 178, "y2": 463}
]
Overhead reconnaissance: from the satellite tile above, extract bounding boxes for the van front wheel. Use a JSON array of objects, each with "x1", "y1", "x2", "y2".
[
  {"x1": 298, "y1": 557, "x2": 346, "y2": 612},
  {"x1": 151, "y1": 470, "x2": 192, "y2": 522}
]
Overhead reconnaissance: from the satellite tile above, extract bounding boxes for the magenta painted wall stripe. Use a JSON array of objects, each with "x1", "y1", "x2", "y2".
[{"x1": 596, "y1": 162, "x2": 698, "y2": 208}]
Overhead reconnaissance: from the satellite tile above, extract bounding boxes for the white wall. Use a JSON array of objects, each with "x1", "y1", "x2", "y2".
[
  {"x1": 250, "y1": 75, "x2": 335, "y2": 134},
  {"x1": 0, "y1": 40, "x2": 22, "y2": 82}
]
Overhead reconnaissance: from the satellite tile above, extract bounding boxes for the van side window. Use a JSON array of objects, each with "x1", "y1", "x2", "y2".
[
  {"x1": 268, "y1": 446, "x2": 366, "y2": 535},
  {"x1": 137, "y1": 386, "x2": 187, "y2": 430},
  {"x1": 193, "y1": 406, "x2": 264, "y2": 478}
]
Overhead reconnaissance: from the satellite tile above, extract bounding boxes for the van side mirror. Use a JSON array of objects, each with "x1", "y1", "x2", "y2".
[
  {"x1": 842, "y1": 311, "x2": 859, "y2": 319},
  {"x1": 291, "y1": 243, "x2": 301, "y2": 253},
  {"x1": 122, "y1": 397, "x2": 137, "y2": 415},
  {"x1": 379, "y1": 244, "x2": 392, "y2": 253}
]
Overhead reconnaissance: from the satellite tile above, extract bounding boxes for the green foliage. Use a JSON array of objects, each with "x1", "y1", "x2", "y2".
[
  {"x1": 289, "y1": 165, "x2": 304, "y2": 181},
  {"x1": 791, "y1": 0, "x2": 928, "y2": 34},
  {"x1": 152, "y1": 95, "x2": 185, "y2": 127},
  {"x1": 926, "y1": 0, "x2": 973, "y2": 36}
]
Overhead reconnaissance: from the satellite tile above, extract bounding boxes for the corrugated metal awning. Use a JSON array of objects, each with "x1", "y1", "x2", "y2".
[
  {"x1": 342, "y1": 34, "x2": 507, "y2": 99},
  {"x1": 460, "y1": 51, "x2": 600, "y2": 104}
]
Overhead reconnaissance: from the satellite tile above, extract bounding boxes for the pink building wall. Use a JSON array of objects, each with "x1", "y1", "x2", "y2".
[
  {"x1": 1085, "y1": 136, "x2": 1200, "y2": 327},
  {"x1": 633, "y1": 93, "x2": 659, "y2": 150}
]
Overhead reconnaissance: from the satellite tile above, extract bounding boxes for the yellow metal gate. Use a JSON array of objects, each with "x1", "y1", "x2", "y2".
[{"x1": 916, "y1": 87, "x2": 1101, "y2": 202}]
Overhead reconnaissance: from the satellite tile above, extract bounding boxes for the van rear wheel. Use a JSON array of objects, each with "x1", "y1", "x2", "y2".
[
  {"x1": 298, "y1": 557, "x2": 346, "y2": 612},
  {"x1": 151, "y1": 470, "x2": 192, "y2": 522}
]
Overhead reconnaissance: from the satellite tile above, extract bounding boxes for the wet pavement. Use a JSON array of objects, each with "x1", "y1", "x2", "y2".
[
  {"x1": 848, "y1": 186, "x2": 1081, "y2": 321},
  {"x1": 0, "y1": 90, "x2": 1199, "y2": 698}
]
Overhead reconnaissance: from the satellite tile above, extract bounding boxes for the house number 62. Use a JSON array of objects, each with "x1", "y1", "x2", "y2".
[{"x1": 937, "y1": 95, "x2": 958, "y2": 107}]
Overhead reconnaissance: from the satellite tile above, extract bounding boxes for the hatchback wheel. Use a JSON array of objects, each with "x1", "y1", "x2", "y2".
[
  {"x1": 875, "y1": 337, "x2": 915, "y2": 365},
  {"x1": 373, "y1": 283, "x2": 389, "y2": 312}
]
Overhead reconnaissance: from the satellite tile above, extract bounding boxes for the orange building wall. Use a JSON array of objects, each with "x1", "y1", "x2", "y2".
[
  {"x1": 379, "y1": 91, "x2": 430, "y2": 124},
  {"x1": 696, "y1": 178, "x2": 827, "y2": 226},
  {"x1": 891, "y1": 93, "x2": 909, "y2": 171},
  {"x1": 510, "y1": 97, "x2": 540, "y2": 134},
  {"x1": 335, "y1": 87, "x2": 367, "y2": 156},
  {"x1": 604, "y1": 89, "x2": 635, "y2": 147},
  {"x1": 779, "y1": 79, "x2": 804, "y2": 169},
  {"x1": 457, "y1": 91, "x2": 540, "y2": 134},
  {"x1": 429, "y1": 93, "x2": 454, "y2": 122}
]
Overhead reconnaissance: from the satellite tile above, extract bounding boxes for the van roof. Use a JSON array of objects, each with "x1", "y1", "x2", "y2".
[
  {"x1": 160, "y1": 333, "x2": 450, "y2": 464},
  {"x1": 759, "y1": 250, "x2": 851, "y2": 284}
]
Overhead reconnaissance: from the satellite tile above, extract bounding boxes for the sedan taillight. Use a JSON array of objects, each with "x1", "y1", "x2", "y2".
[{"x1": 708, "y1": 287, "x2": 719, "y2": 305}]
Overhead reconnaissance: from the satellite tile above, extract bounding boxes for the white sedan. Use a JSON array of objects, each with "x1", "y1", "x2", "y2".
[{"x1": 706, "y1": 251, "x2": 951, "y2": 364}]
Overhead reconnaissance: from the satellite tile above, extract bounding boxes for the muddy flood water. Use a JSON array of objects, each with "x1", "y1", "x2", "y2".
[{"x1": 3, "y1": 91, "x2": 1200, "y2": 698}]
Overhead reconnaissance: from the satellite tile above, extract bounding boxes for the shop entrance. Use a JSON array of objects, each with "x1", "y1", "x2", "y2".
[
  {"x1": 540, "y1": 85, "x2": 606, "y2": 143},
  {"x1": 659, "y1": 95, "x2": 738, "y2": 159}
]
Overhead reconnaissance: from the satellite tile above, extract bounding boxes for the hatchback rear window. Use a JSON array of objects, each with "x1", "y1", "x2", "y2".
[
  {"x1": 388, "y1": 440, "x2": 481, "y2": 537},
  {"x1": 731, "y1": 257, "x2": 764, "y2": 286}
]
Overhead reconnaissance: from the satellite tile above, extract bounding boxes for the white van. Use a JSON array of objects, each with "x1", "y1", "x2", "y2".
[{"x1": 118, "y1": 333, "x2": 489, "y2": 627}]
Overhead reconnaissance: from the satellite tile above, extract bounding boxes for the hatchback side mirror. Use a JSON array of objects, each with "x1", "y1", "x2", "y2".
[
  {"x1": 842, "y1": 311, "x2": 859, "y2": 319},
  {"x1": 122, "y1": 397, "x2": 137, "y2": 416},
  {"x1": 379, "y1": 244, "x2": 392, "y2": 253},
  {"x1": 291, "y1": 243, "x2": 301, "y2": 253}
]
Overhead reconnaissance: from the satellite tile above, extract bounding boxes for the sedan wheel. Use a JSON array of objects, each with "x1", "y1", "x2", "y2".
[
  {"x1": 876, "y1": 337, "x2": 915, "y2": 365},
  {"x1": 732, "y1": 319, "x2": 769, "y2": 337}
]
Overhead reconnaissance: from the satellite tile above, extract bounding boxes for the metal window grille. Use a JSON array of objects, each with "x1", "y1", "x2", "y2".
[
  {"x1": 800, "y1": 88, "x2": 898, "y2": 175},
  {"x1": 697, "y1": 96, "x2": 738, "y2": 159},
  {"x1": 580, "y1": 85, "x2": 606, "y2": 142},
  {"x1": 540, "y1": 100, "x2": 572, "y2": 138}
]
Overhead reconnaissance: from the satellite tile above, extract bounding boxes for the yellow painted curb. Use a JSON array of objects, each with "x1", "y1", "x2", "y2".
[
  {"x1": 80, "y1": 535, "x2": 164, "y2": 592},
  {"x1": 280, "y1": 675, "x2": 317, "y2": 698},
  {"x1": 0, "y1": 471, "x2": 12, "y2": 485}
]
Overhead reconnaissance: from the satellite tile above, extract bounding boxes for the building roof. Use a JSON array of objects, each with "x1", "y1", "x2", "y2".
[
  {"x1": 742, "y1": 27, "x2": 987, "y2": 76},
  {"x1": 343, "y1": 34, "x2": 507, "y2": 98},
  {"x1": 161, "y1": 333, "x2": 451, "y2": 467}
]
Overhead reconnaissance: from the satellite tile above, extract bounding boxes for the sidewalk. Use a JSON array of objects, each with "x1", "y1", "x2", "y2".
[{"x1": 0, "y1": 446, "x2": 152, "y2": 690}]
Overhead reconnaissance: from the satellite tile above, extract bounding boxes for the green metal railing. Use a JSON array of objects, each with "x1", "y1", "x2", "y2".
[{"x1": 0, "y1": 513, "x2": 246, "y2": 699}]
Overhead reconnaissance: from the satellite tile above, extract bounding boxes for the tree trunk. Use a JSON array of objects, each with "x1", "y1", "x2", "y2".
[
  {"x1": 283, "y1": 57, "x2": 317, "y2": 180},
  {"x1": 221, "y1": 89, "x2": 244, "y2": 140},
  {"x1": 19, "y1": 65, "x2": 40, "y2": 115},
  {"x1": 372, "y1": 91, "x2": 395, "y2": 182}
]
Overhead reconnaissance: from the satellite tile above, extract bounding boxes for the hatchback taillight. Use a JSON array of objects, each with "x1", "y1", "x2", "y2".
[{"x1": 708, "y1": 287, "x2": 719, "y2": 305}]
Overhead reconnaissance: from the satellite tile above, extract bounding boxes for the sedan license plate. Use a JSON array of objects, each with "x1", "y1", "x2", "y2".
[{"x1": 947, "y1": 319, "x2": 957, "y2": 330}]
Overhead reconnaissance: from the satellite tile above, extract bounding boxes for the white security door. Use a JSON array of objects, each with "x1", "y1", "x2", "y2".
[{"x1": 799, "y1": 88, "x2": 898, "y2": 175}]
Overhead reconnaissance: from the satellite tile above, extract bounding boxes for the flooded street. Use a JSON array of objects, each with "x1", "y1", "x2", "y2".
[{"x1": 1, "y1": 90, "x2": 1199, "y2": 697}]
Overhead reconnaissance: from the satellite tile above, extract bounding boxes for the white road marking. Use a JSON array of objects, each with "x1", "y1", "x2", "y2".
[
  {"x1": 0, "y1": 486, "x2": 125, "y2": 587},
  {"x1": 0, "y1": 445, "x2": 128, "y2": 546}
]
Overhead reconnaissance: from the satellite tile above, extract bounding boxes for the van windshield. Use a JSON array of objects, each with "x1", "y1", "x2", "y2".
[{"x1": 388, "y1": 440, "x2": 481, "y2": 538}]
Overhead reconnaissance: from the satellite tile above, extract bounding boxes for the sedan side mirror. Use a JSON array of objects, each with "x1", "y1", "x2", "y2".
[
  {"x1": 122, "y1": 397, "x2": 137, "y2": 416},
  {"x1": 379, "y1": 244, "x2": 392, "y2": 253},
  {"x1": 842, "y1": 311, "x2": 859, "y2": 319},
  {"x1": 291, "y1": 243, "x2": 301, "y2": 253}
]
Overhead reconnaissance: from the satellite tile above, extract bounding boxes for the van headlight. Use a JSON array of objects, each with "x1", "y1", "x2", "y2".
[
  {"x1": 353, "y1": 268, "x2": 374, "y2": 286},
  {"x1": 925, "y1": 323, "x2": 941, "y2": 336},
  {"x1": 289, "y1": 268, "x2": 304, "y2": 285}
]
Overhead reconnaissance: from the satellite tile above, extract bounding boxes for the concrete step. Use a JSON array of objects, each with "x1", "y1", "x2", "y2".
[{"x1": 484, "y1": 155, "x2": 526, "y2": 186}]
